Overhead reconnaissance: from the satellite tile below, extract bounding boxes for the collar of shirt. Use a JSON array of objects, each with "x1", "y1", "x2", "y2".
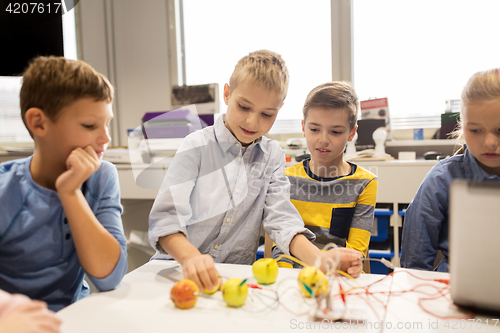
[
  {"x1": 214, "y1": 115, "x2": 268, "y2": 155},
  {"x1": 463, "y1": 149, "x2": 500, "y2": 181},
  {"x1": 22, "y1": 156, "x2": 59, "y2": 198}
]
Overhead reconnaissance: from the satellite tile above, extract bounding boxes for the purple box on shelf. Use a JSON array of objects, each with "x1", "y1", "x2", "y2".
[{"x1": 141, "y1": 109, "x2": 208, "y2": 139}]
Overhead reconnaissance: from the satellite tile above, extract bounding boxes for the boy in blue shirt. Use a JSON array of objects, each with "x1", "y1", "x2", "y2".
[
  {"x1": 0, "y1": 56, "x2": 127, "y2": 311},
  {"x1": 149, "y1": 50, "x2": 362, "y2": 291}
]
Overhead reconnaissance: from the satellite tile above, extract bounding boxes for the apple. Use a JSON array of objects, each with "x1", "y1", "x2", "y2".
[
  {"x1": 297, "y1": 266, "x2": 328, "y2": 298},
  {"x1": 252, "y1": 258, "x2": 279, "y2": 285},
  {"x1": 221, "y1": 278, "x2": 248, "y2": 307},
  {"x1": 204, "y1": 277, "x2": 221, "y2": 295},
  {"x1": 170, "y1": 279, "x2": 199, "y2": 309}
]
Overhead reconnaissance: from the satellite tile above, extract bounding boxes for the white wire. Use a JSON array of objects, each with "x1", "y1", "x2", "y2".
[{"x1": 319, "y1": 242, "x2": 341, "y2": 274}]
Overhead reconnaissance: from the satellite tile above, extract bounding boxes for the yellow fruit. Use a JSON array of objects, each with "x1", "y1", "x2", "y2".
[
  {"x1": 204, "y1": 277, "x2": 221, "y2": 294},
  {"x1": 221, "y1": 278, "x2": 248, "y2": 307},
  {"x1": 252, "y1": 258, "x2": 279, "y2": 285},
  {"x1": 170, "y1": 279, "x2": 199, "y2": 309},
  {"x1": 297, "y1": 266, "x2": 328, "y2": 298}
]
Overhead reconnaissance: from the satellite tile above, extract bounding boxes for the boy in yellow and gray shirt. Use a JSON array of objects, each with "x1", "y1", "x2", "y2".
[{"x1": 274, "y1": 82, "x2": 377, "y2": 268}]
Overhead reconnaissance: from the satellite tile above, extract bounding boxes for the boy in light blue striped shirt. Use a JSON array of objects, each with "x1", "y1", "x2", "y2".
[{"x1": 149, "y1": 50, "x2": 362, "y2": 292}]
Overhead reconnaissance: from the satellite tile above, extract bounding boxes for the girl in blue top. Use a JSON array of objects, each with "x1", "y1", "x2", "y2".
[{"x1": 401, "y1": 68, "x2": 500, "y2": 272}]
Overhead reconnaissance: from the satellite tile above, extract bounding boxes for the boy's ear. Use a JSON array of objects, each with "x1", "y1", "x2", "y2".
[
  {"x1": 347, "y1": 125, "x2": 358, "y2": 142},
  {"x1": 25, "y1": 107, "x2": 49, "y2": 137},
  {"x1": 301, "y1": 119, "x2": 305, "y2": 136},
  {"x1": 223, "y1": 83, "x2": 230, "y2": 105}
]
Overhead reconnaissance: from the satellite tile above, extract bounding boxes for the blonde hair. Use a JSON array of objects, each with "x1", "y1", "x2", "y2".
[
  {"x1": 229, "y1": 50, "x2": 289, "y2": 101},
  {"x1": 303, "y1": 81, "x2": 358, "y2": 130},
  {"x1": 453, "y1": 68, "x2": 500, "y2": 154},
  {"x1": 20, "y1": 56, "x2": 114, "y2": 137}
]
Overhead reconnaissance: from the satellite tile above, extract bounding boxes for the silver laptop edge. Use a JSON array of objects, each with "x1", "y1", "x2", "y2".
[{"x1": 449, "y1": 180, "x2": 500, "y2": 313}]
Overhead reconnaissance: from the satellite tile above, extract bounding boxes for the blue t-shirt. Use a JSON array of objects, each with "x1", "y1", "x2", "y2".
[
  {"x1": 401, "y1": 149, "x2": 500, "y2": 272},
  {"x1": 0, "y1": 156, "x2": 127, "y2": 311}
]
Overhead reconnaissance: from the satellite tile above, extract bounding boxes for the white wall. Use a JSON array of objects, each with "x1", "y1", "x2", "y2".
[{"x1": 78, "y1": 0, "x2": 173, "y2": 146}]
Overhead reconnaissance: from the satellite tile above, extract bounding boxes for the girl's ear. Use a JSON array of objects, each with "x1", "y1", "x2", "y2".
[
  {"x1": 223, "y1": 83, "x2": 230, "y2": 105},
  {"x1": 25, "y1": 108, "x2": 49, "y2": 137}
]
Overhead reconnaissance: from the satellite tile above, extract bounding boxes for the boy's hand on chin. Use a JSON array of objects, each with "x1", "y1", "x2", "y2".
[{"x1": 55, "y1": 146, "x2": 101, "y2": 194}]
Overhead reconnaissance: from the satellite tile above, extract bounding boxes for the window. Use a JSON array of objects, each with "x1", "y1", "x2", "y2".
[
  {"x1": 0, "y1": 7, "x2": 77, "y2": 143},
  {"x1": 0, "y1": 77, "x2": 26, "y2": 142},
  {"x1": 353, "y1": 0, "x2": 500, "y2": 127},
  {"x1": 180, "y1": 0, "x2": 332, "y2": 131}
]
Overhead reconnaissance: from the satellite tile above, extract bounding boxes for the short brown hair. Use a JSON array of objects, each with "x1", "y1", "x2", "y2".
[
  {"x1": 303, "y1": 81, "x2": 358, "y2": 130},
  {"x1": 229, "y1": 50, "x2": 289, "y2": 101},
  {"x1": 20, "y1": 56, "x2": 114, "y2": 136}
]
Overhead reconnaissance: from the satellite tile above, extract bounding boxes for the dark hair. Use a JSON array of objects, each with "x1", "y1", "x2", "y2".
[{"x1": 303, "y1": 81, "x2": 358, "y2": 130}]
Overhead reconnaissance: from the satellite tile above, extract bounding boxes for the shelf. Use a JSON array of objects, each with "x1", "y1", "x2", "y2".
[{"x1": 385, "y1": 139, "x2": 460, "y2": 147}]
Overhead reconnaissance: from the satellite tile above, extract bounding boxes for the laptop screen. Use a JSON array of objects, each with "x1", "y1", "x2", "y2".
[{"x1": 449, "y1": 180, "x2": 500, "y2": 313}]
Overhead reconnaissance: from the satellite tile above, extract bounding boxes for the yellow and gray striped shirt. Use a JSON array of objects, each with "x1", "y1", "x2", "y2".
[{"x1": 273, "y1": 159, "x2": 377, "y2": 267}]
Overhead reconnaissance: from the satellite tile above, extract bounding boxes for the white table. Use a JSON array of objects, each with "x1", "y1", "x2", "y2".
[{"x1": 57, "y1": 261, "x2": 499, "y2": 333}]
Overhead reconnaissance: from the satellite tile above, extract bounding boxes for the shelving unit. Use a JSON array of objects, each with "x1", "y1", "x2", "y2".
[
  {"x1": 385, "y1": 139, "x2": 458, "y2": 147},
  {"x1": 369, "y1": 209, "x2": 394, "y2": 274},
  {"x1": 356, "y1": 160, "x2": 437, "y2": 269},
  {"x1": 384, "y1": 139, "x2": 461, "y2": 159}
]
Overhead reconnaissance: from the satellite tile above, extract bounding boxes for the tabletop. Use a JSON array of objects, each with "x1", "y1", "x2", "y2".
[{"x1": 57, "y1": 260, "x2": 500, "y2": 333}]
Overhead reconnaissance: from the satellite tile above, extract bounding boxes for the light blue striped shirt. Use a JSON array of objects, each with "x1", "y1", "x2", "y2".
[{"x1": 149, "y1": 115, "x2": 315, "y2": 264}]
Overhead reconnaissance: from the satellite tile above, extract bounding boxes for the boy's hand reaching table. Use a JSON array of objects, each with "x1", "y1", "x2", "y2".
[
  {"x1": 182, "y1": 254, "x2": 220, "y2": 292},
  {"x1": 290, "y1": 234, "x2": 363, "y2": 278},
  {"x1": 320, "y1": 248, "x2": 363, "y2": 277},
  {"x1": 159, "y1": 234, "x2": 220, "y2": 292}
]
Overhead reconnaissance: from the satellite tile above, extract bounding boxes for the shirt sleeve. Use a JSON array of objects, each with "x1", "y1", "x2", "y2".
[
  {"x1": 272, "y1": 246, "x2": 294, "y2": 268},
  {"x1": 400, "y1": 165, "x2": 450, "y2": 271},
  {"x1": 346, "y1": 178, "x2": 378, "y2": 257},
  {"x1": 148, "y1": 138, "x2": 200, "y2": 254},
  {"x1": 86, "y1": 164, "x2": 128, "y2": 292},
  {"x1": 262, "y1": 146, "x2": 315, "y2": 256}
]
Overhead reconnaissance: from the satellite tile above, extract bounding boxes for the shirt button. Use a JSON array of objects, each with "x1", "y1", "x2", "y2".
[
  {"x1": 64, "y1": 218, "x2": 68, "y2": 224},
  {"x1": 65, "y1": 233, "x2": 71, "y2": 240},
  {"x1": 235, "y1": 143, "x2": 240, "y2": 147},
  {"x1": 226, "y1": 218, "x2": 231, "y2": 222},
  {"x1": 214, "y1": 244, "x2": 219, "y2": 249},
  {"x1": 235, "y1": 188, "x2": 240, "y2": 193},
  {"x1": 238, "y1": 157, "x2": 242, "y2": 161}
]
